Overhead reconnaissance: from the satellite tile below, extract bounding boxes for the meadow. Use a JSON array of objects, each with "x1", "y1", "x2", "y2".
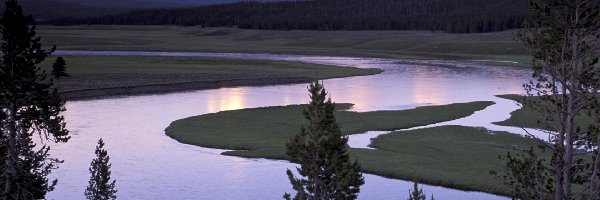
[
  {"x1": 39, "y1": 25, "x2": 530, "y2": 67},
  {"x1": 42, "y1": 55, "x2": 380, "y2": 99},
  {"x1": 494, "y1": 95, "x2": 596, "y2": 131},
  {"x1": 163, "y1": 101, "x2": 541, "y2": 195}
]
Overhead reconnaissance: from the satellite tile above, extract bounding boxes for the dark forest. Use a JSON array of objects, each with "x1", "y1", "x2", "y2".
[{"x1": 47, "y1": 0, "x2": 528, "y2": 33}]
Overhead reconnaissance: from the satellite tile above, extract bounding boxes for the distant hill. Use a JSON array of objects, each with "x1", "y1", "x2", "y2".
[
  {"x1": 0, "y1": 0, "x2": 129, "y2": 20},
  {"x1": 51, "y1": 0, "x2": 283, "y2": 8},
  {"x1": 46, "y1": 0, "x2": 528, "y2": 33},
  {"x1": 2, "y1": 0, "x2": 284, "y2": 20}
]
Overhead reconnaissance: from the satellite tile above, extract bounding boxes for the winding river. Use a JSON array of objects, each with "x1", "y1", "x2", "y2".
[{"x1": 46, "y1": 51, "x2": 533, "y2": 199}]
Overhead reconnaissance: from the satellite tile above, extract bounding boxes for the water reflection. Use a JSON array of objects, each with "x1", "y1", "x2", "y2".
[
  {"x1": 411, "y1": 65, "x2": 450, "y2": 105},
  {"x1": 47, "y1": 51, "x2": 532, "y2": 200},
  {"x1": 206, "y1": 87, "x2": 248, "y2": 113}
]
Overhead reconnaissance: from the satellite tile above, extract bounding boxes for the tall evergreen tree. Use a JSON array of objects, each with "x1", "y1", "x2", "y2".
[
  {"x1": 51, "y1": 56, "x2": 69, "y2": 79},
  {"x1": 85, "y1": 138, "x2": 117, "y2": 200},
  {"x1": 497, "y1": 0, "x2": 600, "y2": 199},
  {"x1": 0, "y1": 0, "x2": 69, "y2": 199},
  {"x1": 3, "y1": 129, "x2": 62, "y2": 199},
  {"x1": 284, "y1": 81, "x2": 364, "y2": 200},
  {"x1": 408, "y1": 181, "x2": 427, "y2": 200}
]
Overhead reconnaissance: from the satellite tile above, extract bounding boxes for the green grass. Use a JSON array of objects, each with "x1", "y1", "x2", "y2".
[
  {"x1": 165, "y1": 101, "x2": 493, "y2": 159},
  {"x1": 38, "y1": 25, "x2": 531, "y2": 67},
  {"x1": 493, "y1": 94, "x2": 595, "y2": 130},
  {"x1": 164, "y1": 101, "x2": 558, "y2": 195},
  {"x1": 359, "y1": 125, "x2": 545, "y2": 196},
  {"x1": 41, "y1": 55, "x2": 381, "y2": 92},
  {"x1": 165, "y1": 101, "x2": 494, "y2": 159}
]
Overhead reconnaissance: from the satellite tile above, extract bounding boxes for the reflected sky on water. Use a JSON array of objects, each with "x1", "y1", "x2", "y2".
[{"x1": 47, "y1": 51, "x2": 532, "y2": 199}]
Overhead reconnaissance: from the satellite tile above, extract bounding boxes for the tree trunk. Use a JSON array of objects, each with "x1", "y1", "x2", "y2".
[
  {"x1": 591, "y1": 134, "x2": 600, "y2": 200},
  {"x1": 554, "y1": 87, "x2": 569, "y2": 200},
  {"x1": 3, "y1": 104, "x2": 16, "y2": 200},
  {"x1": 563, "y1": 97, "x2": 575, "y2": 200},
  {"x1": 590, "y1": 108, "x2": 600, "y2": 200}
]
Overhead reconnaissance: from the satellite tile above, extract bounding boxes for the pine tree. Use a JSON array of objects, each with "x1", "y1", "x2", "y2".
[
  {"x1": 51, "y1": 56, "x2": 69, "y2": 79},
  {"x1": 0, "y1": 0, "x2": 69, "y2": 199},
  {"x1": 497, "y1": 0, "x2": 600, "y2": 199},
  {"x1": 85, "y1": 138, "x2": 117, "y2": 200},
  {"x1": 284, "y1": 81, "x2": 364, "y2": 200},
  {"x1": 407, "y1": 181, "x2": 426, "y2": 200},
  {"x1": 8, "y1": 130, "x2": 61, "y2": 199}
]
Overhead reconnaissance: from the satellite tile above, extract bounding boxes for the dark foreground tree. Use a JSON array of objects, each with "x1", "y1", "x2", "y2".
[
  {"x1": 407, "y1": 181, "x2": 434, "y2": 200},
  {"x1": 51, "y1": 57, "x2": 69, "y2": 79},
  {"x1": 496, "y1": 0, "x2": 600, "y2": 199},
  {"x1": 284, "y1": 81, "x2": 364, "y2": 200},
  {"x1": 0, "y1": 0, "x2": 69, "y2": 199},
  {"x1": 408, "y1": 181, "x2": 426, "y2": 200},
  {"x1": 85, "y1": 138, "x2": 117, "y2": 200}
]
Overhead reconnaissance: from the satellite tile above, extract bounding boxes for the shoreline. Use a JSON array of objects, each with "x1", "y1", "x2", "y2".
[
  {"x1": 39, "y1": 26, "x2": 531, "y2": 68},
  {"x1": 60, "y1": 77, "x2": 313, "y2": 101}
]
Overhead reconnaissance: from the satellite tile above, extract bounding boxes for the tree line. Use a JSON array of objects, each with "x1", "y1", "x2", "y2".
[{"x1": 46, "y1": 0, "x2": 528, "y2": 33}]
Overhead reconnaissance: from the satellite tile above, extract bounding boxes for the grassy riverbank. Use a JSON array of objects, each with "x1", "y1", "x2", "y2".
[
  {"x1": 164, "y1": 101, "x2": 546, "y2": 195},
  {"x1": 165, "y1": 101, "x2": 494, "y2": 158},
  {"x1": 39, "y1": 25, "x2": 530, "y2": 67},
  {"x1": 42, "y1": 55, "x2": 381, "y2": 100},
  {"x1": 493, "y1": 94, "x2": 595, "y2": 130},
  {"x1": 360, "y1": 125, "x2": 545, "y2": 196}
]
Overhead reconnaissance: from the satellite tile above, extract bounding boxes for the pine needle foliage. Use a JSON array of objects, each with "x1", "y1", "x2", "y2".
[
  {"x1": 284, "y1": 81, "x2": 364, "y2": 200},
  {"x1": 408, "y1": 181, "x2": 427, "y2": 200},
  {"x1": 85, "y1": 138, "x2": 117, "y2": 200},
  {"x1": 0, "y1": 0, "x2": 69, "y2": 199},
  {"x1": 51, "y1": 57, "x2": 69, "y2": 79}
]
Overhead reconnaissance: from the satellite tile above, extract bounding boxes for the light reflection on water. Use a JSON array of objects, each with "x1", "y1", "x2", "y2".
[{"x1": 47, "y1": 51, "x2": 532, "y2": 199}]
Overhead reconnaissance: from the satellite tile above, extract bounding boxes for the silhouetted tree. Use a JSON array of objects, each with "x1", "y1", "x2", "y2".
[
  {"x1": 0, "y1": 0, "x2": 69, "y2": 199},
  {"x1": 407, "y1": 181, "x2": 435, "y2": 200},
  {"x1": 85, "y1": 138, "x2": 117, "y2": 200},
  {"x1": 497, "y1": 0, "x2": 600, "y2": 199},
  {"x1": 408, "y1": 181, "x2": 426, "y2": 200},
  {"x1": 284, "y1": 81, "x2": 364, "y2": 200},
  {"x1": 51, "y1": 57, "x2": 69, "y2": 79}
]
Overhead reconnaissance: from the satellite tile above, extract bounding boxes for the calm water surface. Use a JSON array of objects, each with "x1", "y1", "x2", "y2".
[{"x1": 46, "y1": 51, "x2": 532, "y2": 199}]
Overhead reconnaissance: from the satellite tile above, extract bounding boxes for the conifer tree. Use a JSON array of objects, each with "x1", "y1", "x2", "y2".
[
  {"x1": 496, "y1": 0, "x2": 600, "y2": 199},
  {"x1": 407, "y1": 181, "x2": 426, "y2": 200},
  {"x1": 85, "y1": 138, "x2": 117, "y2": 200},
  {"x1": 284, "y1": 81, "x2": 364, "y2": 200},
  {"x1": 51, "y1": 56, "x2": 69, "y2": 79},
  {"x1": 407, "y1": 181, "x2": 435, "y2": 200},
  {"x1": 3, "y1": 129, "x2": 62, "y2": 199},
  {"x1": 0, "y1": 0, "x2": 69, "y2": 199}
]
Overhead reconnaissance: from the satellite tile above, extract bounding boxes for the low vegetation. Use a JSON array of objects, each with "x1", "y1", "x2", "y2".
[
  {"x1": 359, "y1": 125, "x2": 546, "y2": 196},
  {"x1": 165, "y1": 101, "x2": 494, "y2": 159},
  {"x1": 167, "y1": 103, "x2": 547, "y2": 196},
  {"x1": 38, "y1": 26, "x2": 529, "y2": 66},
  {"x1": 40, "y1": 55, "x2": 380, "y2": 99},
  {"x1": 493, "y1": 95, "x2": 595, "y2": 131}
]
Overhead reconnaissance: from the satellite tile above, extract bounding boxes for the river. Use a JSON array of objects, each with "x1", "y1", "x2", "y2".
[{"x1": 46, "y1": 51, "x2": 533, "y2": 199}]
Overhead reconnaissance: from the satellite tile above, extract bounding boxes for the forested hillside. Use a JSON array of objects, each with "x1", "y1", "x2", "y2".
[
  {"x1": 3, "y1": 0, "x2": 282, "y2": 19},
  {"x1": 47, "y1": 0, "x2": 528, "y2": 33},
  {"x1": 52, "y1": 0, "x2": 282, "y2": 8},
  {"x1": 0, "y1": 0, "x2": 128, "y2": 19}
]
